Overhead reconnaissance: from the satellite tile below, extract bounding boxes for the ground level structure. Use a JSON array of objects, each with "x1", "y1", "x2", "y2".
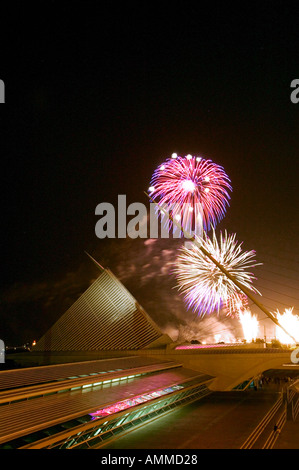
[
  {"x1": 0, "y1": 355, "x2": 298, "y2": 449},
  {"x1": 1, "y1": 262, "x2": 298, "y2": 449},
  {"x1": 17, "y1": 264, "x2": 299, "y2": 391},
  {"x1": 0, "y1": 356, "x2": 214, "y2": 449}
]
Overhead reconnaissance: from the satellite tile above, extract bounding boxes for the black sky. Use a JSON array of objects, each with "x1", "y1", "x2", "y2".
[{"x1": 1, "y1": 2, "x2": 299, "y2": 345}]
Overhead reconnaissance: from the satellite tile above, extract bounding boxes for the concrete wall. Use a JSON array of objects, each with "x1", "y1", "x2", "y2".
[{"x1": 161, "y1": 348, "x2": 295, "y2": 390}]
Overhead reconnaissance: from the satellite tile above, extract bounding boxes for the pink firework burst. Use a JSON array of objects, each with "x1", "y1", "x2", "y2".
[{"x1": 149, "y1": 153, "x2": 232, "y2": 233}]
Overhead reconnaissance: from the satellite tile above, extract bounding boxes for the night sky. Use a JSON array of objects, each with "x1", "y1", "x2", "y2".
[{"x1": 1, "y1": 3, "x2": 299, "y2": 346}]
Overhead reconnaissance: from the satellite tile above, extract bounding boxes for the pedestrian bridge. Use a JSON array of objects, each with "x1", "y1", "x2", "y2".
[
  {"x1": 11, "y1": 342, "x2": 298, "y2": 391},
  {"x1": 161, "y1": 344, "x2": 298, "y2": 390}
]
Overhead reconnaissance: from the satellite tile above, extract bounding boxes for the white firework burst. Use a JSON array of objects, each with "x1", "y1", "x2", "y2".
[
  {"x1": 175, "y1": 228, "x2": 261, "y2": 317},
  {"x1": 275, "y1": 307, "x2": 299, "y2": 344}
]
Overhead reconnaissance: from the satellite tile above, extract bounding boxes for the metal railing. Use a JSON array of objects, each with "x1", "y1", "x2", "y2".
[
  {"x1": 262, "y1": 403, "x2": 287, "y2": 449},
  {"x1": 240, "y1": 392, "x2": 283, "y2": 449}
]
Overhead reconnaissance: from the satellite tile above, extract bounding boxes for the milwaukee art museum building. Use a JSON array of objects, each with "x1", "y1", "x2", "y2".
[{"x1": 0, "y1": 259, "x2": 298, "y2": 449}]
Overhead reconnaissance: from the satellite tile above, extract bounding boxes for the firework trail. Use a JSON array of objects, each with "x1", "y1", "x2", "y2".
[
  {"x1": 239, "y1": 309, "x2": 259, "y2": 342},
  {"x1": 149, "y1": 153, "x2": 232, "y2": 235},
  {"x1": 175, "y1": 228, "x2": 261, "y2": 317}
]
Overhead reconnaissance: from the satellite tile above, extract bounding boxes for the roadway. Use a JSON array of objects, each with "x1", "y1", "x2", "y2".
[
  {"x1": 100, "y1": 388, "x2": 283, "y2": 449},
  {"x1": 274, "y1": 419, "x2": 299, "y2": 449}
]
